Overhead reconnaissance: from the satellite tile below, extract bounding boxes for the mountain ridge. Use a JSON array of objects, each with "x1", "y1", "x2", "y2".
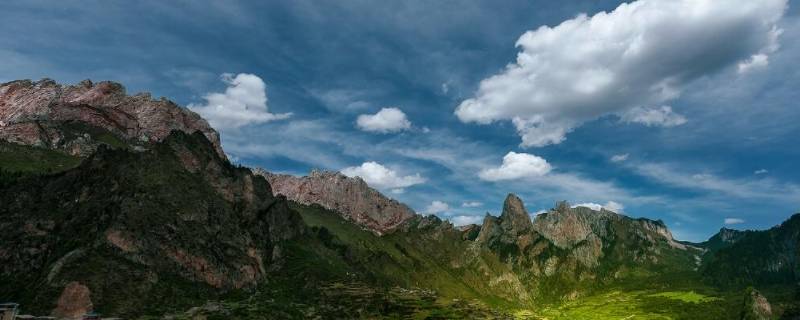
[{"x1": 1, "y1": 78, "x2": 798, "y2": 318}]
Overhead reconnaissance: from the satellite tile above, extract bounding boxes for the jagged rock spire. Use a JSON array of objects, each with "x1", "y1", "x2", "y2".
[{"x1": 500, "y1": 193, "x2": 533, "y2": 234}]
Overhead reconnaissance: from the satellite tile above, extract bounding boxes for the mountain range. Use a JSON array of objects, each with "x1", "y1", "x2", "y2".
[{"x1": 1, "y1": 79, "x2": 798, "y2": 319}]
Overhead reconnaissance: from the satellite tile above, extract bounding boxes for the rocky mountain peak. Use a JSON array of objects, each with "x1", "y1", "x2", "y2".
[
  {"x1": 500, "y1": 193, "x2": 533, "y2": 234},
  {"x1": 255, "y1": 169, "x2": 417, "y2": 234},
  {"x1": 533, "y1": 203, "x2": 688, "y2": 251},
  {"x1": 717, "y1": 227, "x2": 746, "y2": 243},
  {"x1": 0, "y1": 78, "x2": 223, "y2": 158}
]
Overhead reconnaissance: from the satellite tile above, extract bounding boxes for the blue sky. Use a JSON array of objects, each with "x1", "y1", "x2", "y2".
[{"x1": 2, "y1": 0, "x2": 799, "y2": 241}]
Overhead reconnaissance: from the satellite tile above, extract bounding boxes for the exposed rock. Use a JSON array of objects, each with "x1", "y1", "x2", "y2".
[
  {"x1": 533, "y1": 202, "x2": 686, "y2": 250},
  {"x1": 741, "y1": 287, "x2": 772, "y2": 320},
  {"x1": 52, "y1": 281, "x2": 93, "y2": 319},
  {"x1": 476, "y1": 194, "x2": 548, "y2": 256},
  {"x1": 256, "y1": 169, "x2": 417, "y2": 234},
  {"x1": 0, "y1": 79, "x2": 223, "y2": 158},
  {"x1": 499, "y1": 194, "x2": 533, "y2": 235}
]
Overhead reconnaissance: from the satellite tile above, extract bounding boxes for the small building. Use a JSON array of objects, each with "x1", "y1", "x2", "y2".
[{"x1": 0, "y1": 303, "x2": 18, "y2": 320}]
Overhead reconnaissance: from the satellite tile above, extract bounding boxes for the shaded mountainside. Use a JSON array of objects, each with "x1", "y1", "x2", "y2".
[
  {"x1": 256, "y1": 169, "x2": 416, "y2": 234},
  {"x1": 0, "y1": 79, "x2": 223, "y2": 158},
  {"x1": 702, "y1": 214, "x2": 800, "y2": 288},
  {"x1": 0, "y1": 131, "x2": 303, "y2": 318},
  {"x1": 699, "y1": 227, "x2": 749, "y2": 254}
]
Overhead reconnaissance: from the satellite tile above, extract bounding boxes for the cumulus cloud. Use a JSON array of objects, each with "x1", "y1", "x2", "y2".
[
  {"x1": 572, "y1": 201, "x2": 624, "y2": 213},
  {"x1": 724, "y1": 218, "x2": 745, "y2": 225},
  {"x1": 455, "y1": 0, "x2": 786, "y2": 147},
  {"x1": 462, "y1": 201, "x2": 483, "y2": 208},
  {"x1": 356, "y1": 107, "x2": 412, "y2": 133},
  {"x1": 424, "y1": 200, "x2": 450, "y2": 214},
  {"x1": 189, "y1": 73, "x2": 291, "y2": 129},
  {"x1": 754, "y1": 169, "x2": 768, "y2": 175},
  {"x1": 620, "y1": 106, "x2": 687, "y2": 127},
  {"x1": 449, "y1": 215, "x2": 483, "y2": 226},
  {"x1": 341, "y1": 161, "x2": 425, "y2": 192},
  {"x1": 611, "y1": 153, "x2": 629, "y2": 163},
  {"x1": 479, "y1": 151, "x2": 551, "y2": 181}
]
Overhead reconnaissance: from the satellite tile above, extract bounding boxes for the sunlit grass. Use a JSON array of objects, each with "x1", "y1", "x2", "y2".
[
  {"x1": 647, "y1": 291, "x2": 721, "y2": 303},
  {"x1": 531, "y1": 290, "x2": 734, "y2": 320}
]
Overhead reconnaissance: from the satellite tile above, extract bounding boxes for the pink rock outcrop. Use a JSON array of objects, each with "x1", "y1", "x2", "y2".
[
  {"x1": 256, "y1": 169, "x2": 417, "y2": 234},
  {"x1": 0, "y1": 79, "x2": 223, "y2": 158}
]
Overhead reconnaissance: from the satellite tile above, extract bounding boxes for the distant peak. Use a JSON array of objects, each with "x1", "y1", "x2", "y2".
[{"x1": 555, "y1": 200, "x2": 570, "y2": 213}]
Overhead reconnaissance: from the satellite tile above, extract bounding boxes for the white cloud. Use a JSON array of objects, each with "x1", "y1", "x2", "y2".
[
  {"x1": 479, "y1": 151, "x2": 551, "y2": 181},
  {"x1": 449, "y1": 215, "x2": 483, "y2": 226},
  {"x1": 611, "y1": 153, "x2": 629, "y2": 163},
  {"x1": 724, "y1": 218, "x2": 745, "y2": 225},
  {"x1": 632, "y1": 162, "x2": 800, "y2": 204},
  {"x1": 462, "y1": 201, "x2": 483, "y2": 208},
  {"x1": 455, "y1": 0, "x2": 786, "y2": 147},
  {"x1": 620, "y1": 106, "x2": 687, "y2": 127},
  {"x1": 603, "y1": 201, "x2": 625, "y2": 213},
  {"x1": 356, "y1": 107, "x2": 412, "y2": 133},
  {"x1": 424, "y1": 200, "x2": 450, "y2": 214},
  {"x1": 737, "y1": 53, "x2": 770, "y2": 74},
  {"x1": 738, "y1": 27, "x2": 782, "y2": 73},
  {"x1": 189, "y1": 73, "x2": 291, "y2": 130},
  {"x1": 341, "y1": 161, "x2": 426, "y2": 190},
  {"x1": 754, "y1": 169, "x2": 768, "y2": 175},
  {"x1": 572, "y1": 201, "x2": 624, "y2": 213}
]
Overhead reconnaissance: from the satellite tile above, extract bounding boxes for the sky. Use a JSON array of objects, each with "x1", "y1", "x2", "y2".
[{"x1": 2, "y1": 0, "x2": 799, "y2": 242}]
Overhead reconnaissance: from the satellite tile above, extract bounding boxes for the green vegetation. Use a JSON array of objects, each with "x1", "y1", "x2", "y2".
[
  {"x1": 648, "y1": 291, "x2": 722, "y2": 303},
  {"x1": 0, "y1": 141, "x2": 80, "y2": 173},
  {"x1": 533, "y1": 290, "x2": 739, "y2": 320},
  {"x1": 2, "y1": 127, "x2": 799, "y2": 319}
]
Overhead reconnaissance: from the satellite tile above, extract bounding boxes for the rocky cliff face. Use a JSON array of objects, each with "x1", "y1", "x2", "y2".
[
  {"x1": 477, "y1": 194, "x2": 541, "y2": 251},
  {"x1": 255, "y1": 169, "x2": 417, "y2": 234},
  {"x1": 740, "y1": 288, "x2": 773, "y2": 320},
  {"x1": 530, "y1": 201, "x2": 693, "y2": 268},
  {"x1": 0, "y1": 79, "x2": 223, "y2": 158}
]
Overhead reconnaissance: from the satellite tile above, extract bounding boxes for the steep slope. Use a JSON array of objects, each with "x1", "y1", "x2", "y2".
[
  {"x1": 700, "y1": 227, "x2": 749, "y2": 254},
  {"x1": 0, "y1": 79, "x2": 223, "y2": 158},
  {"x1": 256, "y1": 169, "x2": 416, "y2": 234},
  {"x1": 702, "y1": 214, "x2": 800, "y2": 288},
  {"x1": 0, "y1": 131, "x2": 304, "y2": 317}
]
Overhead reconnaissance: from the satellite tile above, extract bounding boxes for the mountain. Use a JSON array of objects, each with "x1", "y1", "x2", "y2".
[
  {"x1": 700, "y1": 227, "x2": 749, "y2": 253},
  {"x1": 0, "y1": 131, "x2": 304, "y2": 318},
  {"x1": 2, "y1": 78, "x2": 799, "y2": 319},
  {"x1": 256, "y1": 169, "x2": 416, "y2": 234},
  {"x1": 532, "y1": 201, "x2": 697, "y2": 271},
  {"x1": 702, "y1": 214, "x2": 800, "y2": 288},
  {"x1": 0, "y1": 79, "x2": 223, "y2": 158}
]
